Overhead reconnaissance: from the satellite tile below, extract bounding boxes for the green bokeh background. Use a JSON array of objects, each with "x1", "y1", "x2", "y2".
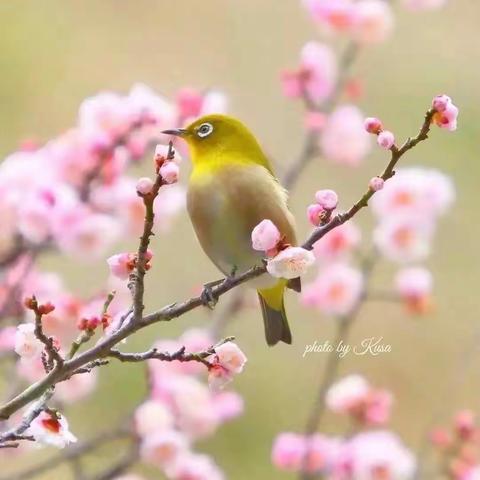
[{"x1": 0, "y1": 1, "x2": 478, "y2": 478}]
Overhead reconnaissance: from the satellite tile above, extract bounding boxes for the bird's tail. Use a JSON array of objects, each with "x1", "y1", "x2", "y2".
[{"x1": 258, "y1": 282, "x2": 292, "y2": 346}]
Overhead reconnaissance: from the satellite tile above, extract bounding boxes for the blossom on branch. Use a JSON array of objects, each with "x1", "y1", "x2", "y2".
[{"x1": 28, "y1": 411, "x2": 77, "y2": 448}]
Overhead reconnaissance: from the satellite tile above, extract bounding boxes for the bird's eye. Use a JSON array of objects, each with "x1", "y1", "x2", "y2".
[{"x1": 197, "y1": 122, "x2": 213, "y2": 138}]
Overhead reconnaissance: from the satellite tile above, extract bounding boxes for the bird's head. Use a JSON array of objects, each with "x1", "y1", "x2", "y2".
[{"x1": 162, "y1": 114, "x2": 267, "y2": 167}]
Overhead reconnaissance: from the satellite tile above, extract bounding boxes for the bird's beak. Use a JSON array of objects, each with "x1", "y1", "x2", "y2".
[{"x1": 161, "y1": 128, "x2": 188, "y2": 137}]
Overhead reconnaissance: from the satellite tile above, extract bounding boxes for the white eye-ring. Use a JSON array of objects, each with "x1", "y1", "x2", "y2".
[{"x1": 197, "y1": 122, "x2": 213, "y2": 138}]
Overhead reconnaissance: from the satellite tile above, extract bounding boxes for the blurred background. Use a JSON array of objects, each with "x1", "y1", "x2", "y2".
[{"x1": 0, "y1": 0, "x2": 478, "y2": 478}]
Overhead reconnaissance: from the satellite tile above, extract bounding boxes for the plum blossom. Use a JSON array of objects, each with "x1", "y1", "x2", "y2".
[
  {"x1": 371, "y1": 168, "x2": 455, "y2": 220},
  {"x1": 272, "y1": 432, "x2": 307, "y2": 471},
  {"x1": 307, "y1": 204, "x2": 325, "y2": 227},
  {"x1": 326, "y1": 375, "x2": 393, "y2": 426},
  {"x1": 369, "y1": 176, "x2": 384, "y2": 192},
  {"x1": 373, "y1": 216, "x2": 434, "y2": 263},
  {"x1": 432, "y1": 94, "x2": 459, "y2": 131},
  {"x1": 315, "y1": 189, "x2": 338, "y2": 210},
  {"x1": 160, "y1": 161, "x2": 180, "y2": 184},
  {"x1": 212, "y1": 391, "x2": 244, "y2": 422},
  {"x1": 139, "y1": 430, "x2": 188, "y2": 468},
  {"x1": 28, "y1": 411, "x2": 77, "y2": 448},
  {"x1": 395, "y1": 266, "x2": 433, "y2": 314},
  {"x1": 326, "y1": 375, "x2": 370, "y2": 413},
  {"x1": 14, "y1": 323, "x2": 43, "y2": 359},
  {"x1": 107, "y1": 252, "x2": 136, "y2": 280},
  {"x1": 377, "y1": 130, "x2": 395, "y2": 149},
  {"x1": 282, "y1": 42, "x2": 338, "y2": 103},
  {"x1": 136, "y1": 177, "x2": 154, "y2": 195},
  {"x1": 301, "y1": 263, "x2": 363, "y2": 316},
  {"x1": 165, "y1": 452, "x2": 225, "y2": 480},
  {"x1": 302, "y1": 0, "x2": 357, "y2": 34},
  {"x1": 135, "y1": 400, "x2": 175, "y2": 437},
  {"x1": 312, "y1": 222, "x2": 361, "y2": 261},
  {"x1": 0, "y1": 326, "x2": 16, "y2": 352},
  {"x1": 364, "y1": 117, "x2": 383, "y2": 134},
  {"x1": 208, "y1": 342, "x2": 247, "y2": 389},
  {"x1": 321, "y1": 105, "x2": 371, "y2": 166},
  {"x1": 351, "y1": 0, "x2": 395, "y2": 45},
  {"x1": 267, "y1": 247, "x2": 316, "y2": 279},
  {"x1": 251, "y1": 219, "x2": 281, "y2": 252},
  {"x1": 340, "y1": 430, "x2": 416, "y2": 479}
]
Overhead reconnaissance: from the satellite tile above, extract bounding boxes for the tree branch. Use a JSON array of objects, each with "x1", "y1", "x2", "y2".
[{"x1": 0, "y1": 106, "x2": 437, "y2": 431}]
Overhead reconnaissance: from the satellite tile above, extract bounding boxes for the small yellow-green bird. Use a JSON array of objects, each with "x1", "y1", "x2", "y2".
[{"x1": 163, "y1": 114, "x2": 300, "y2": 346}]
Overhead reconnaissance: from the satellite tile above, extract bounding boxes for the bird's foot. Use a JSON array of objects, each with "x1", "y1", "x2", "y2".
[{"x1": 200, "y1": 279, "x2": 223, "y2": 310}]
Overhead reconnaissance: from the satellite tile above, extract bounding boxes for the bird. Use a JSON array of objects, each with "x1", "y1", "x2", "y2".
[{"x1": 162, "y1": 114, "x2": 300, "y2": 346}]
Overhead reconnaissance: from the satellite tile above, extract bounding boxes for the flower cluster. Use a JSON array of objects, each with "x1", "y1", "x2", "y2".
[
  {"x1": 251, "y1": 219, "x2": 316, "y2": 280},
  {"x1": 272, "y1": 430, "x2": 416, "y2": 478},
  {"x1": 137, "y1": 331, "x2": 246, "y2": 480},
  {"x1": 430, "y1": 410, "x2": 480, "y2": 479}
]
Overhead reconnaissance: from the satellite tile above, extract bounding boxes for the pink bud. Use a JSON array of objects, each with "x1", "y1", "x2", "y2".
[
  {"x1": 315, "y1": 189, "x2": 338, "y2": 210},
  {"x1": 136, "y1": 177, "x2": 154, "y2": 195},
  {"x1": 454, "y1": 410, "x2": 476, "y2": 440},
  {"x1": 307, "y1": 204, "x2": 324, "y2": 227},
  {"x1": 369, "y1": 176, "x2": 384, "y2": 191},
  {"x1": 432, "y1": 94, "x2": 451, "y2": 113},
  {"x1": 251, "y1": 219, "x2": 281, "y2": 252},
  {"x1": 160, "y1": 161, "x2": 179, "y2": 184},
  {"x1": 364, "y1": 117, "x2": 383, "y2": 134},
  {"x1": 377, "y1": 130, "x2": 395, "y2": 149}
]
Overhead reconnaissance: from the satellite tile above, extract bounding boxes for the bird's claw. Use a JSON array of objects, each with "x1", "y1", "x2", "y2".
[{"x1": 200, "y1": 280, "x2": 222, "y2": 309}]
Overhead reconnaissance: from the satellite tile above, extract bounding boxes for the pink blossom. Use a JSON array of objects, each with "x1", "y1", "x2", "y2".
[
  {"x1": 139, "y1": 430, "x2": 188, "y2": 467},
  {"x1": 321, "y1": 105, "x2": 371, "y2": 166},
  {"x1": 28, "y1": 411, "x2": 77, "y2": 448},
  {"x1": 267, "y1": 247, "x2": 316, "y2": 279},
  {"x1": 213, "y1": 342, "x2": 247, "y2": 375},
  {"x1": 301, "y1": 263, "x2": 363, "y2": 316},
  {"x1": 326, "y1": 375, "x2": 370, "y2": 413},
  {"x1": 369, "y1": 176, "x2": 384, "y2": 191},
  {"x1": 302, "y1": 42, "x2": 338, "y2": 102},
  {"x1": 432, "y1": 94, "x2": 452, "y2": 112},
  {"x1": 54, "y1": 209, "x2": 120, "y2": 259},
  {"x1": 352, "y1": 0, "x2": 395, "y2": 45},
  {"x1": 251, "y1": 219, "x2": 281, "y2": 252},
  {"x1": 402, "y1": 0, "x2": 447, "y2": 10},
  {"x1": 363, "y1": 390, "x2": 394, "y2": 425},
  {"x1": 134, "y1": 400, "x2": 174, "y2": 437},
  {"x1": 302, "y1": 0, "x2": 356, "y2": 33},
  {"x1": 395, "y1": 266, "x2": 433, "y2": 313},
  {"x1": 166, "y1": 452, "x2": 225, "y2": 480},
  {"x1": 377, "y1": 130, "x2": 395, "y2": 149},
  {"x1": 272, "y1": 432, "x2": 306, "y2": 471},
  {"x1": 55, "y1": 370, "x2": 97, "y2": 404},
  {"x1": 454, "y1": 410, "x2": 476, "y2": 440},
  {"x1": 371, "y1": 168, "x2": 455, "y2": 219},
  {"x1": 303, "y1": 434, "x2": 342, "y2": 474},
  {"x1": 14, "y1": 323, "x2": 43, "y2": 359},
  {"x1": 307, "y1": 204, "x2": 325, "y2": 227},
  {"x1": 208, "y1": 364, "x2": 233, "y2": 390},
  {"x1": 373, "y1": 216, "x2": 434, "y2": 263},
  {"x1": 177, "y1": 328, "x2": 215, "y2": 375},
  {"x1": 107, "y1": 253, "x2": 135, "y2": 280},
  {"x1": 315, "y1": 189, "x2": 339, "y2": 210},
  {"x1": 176, "y1": 88, "x2": 205, "y2": 120},
  {"x1": 312, "y1": 222, "x2": 361, "y2": 261},
  {"x1": 281, "y1": 42, "x2": 337, "y2": 103},
  {"x1": 0, "y1": 327, "x2": 16, "y2": 351},
  {"x1": 340, "y1": 431, "x2": 416, "y2": 479},
  {"x1": 211, "y1": 391, "x2": 244, "y2": 422},
  {"x1": 160, "y1": 161, "x2": 180, "y2": 184},
  {"x1": 364, "y1": 117, "x2": 383, "y2": 134},
  {"x1": 136, "y1": 177, "x2": 154, "y2": 195},
  {"x1": 433, "y1": 98, "x2": 459, "y2": 131},
  {"x1": 200, "y1": 90, "x2": 228, "y2": 116}
]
